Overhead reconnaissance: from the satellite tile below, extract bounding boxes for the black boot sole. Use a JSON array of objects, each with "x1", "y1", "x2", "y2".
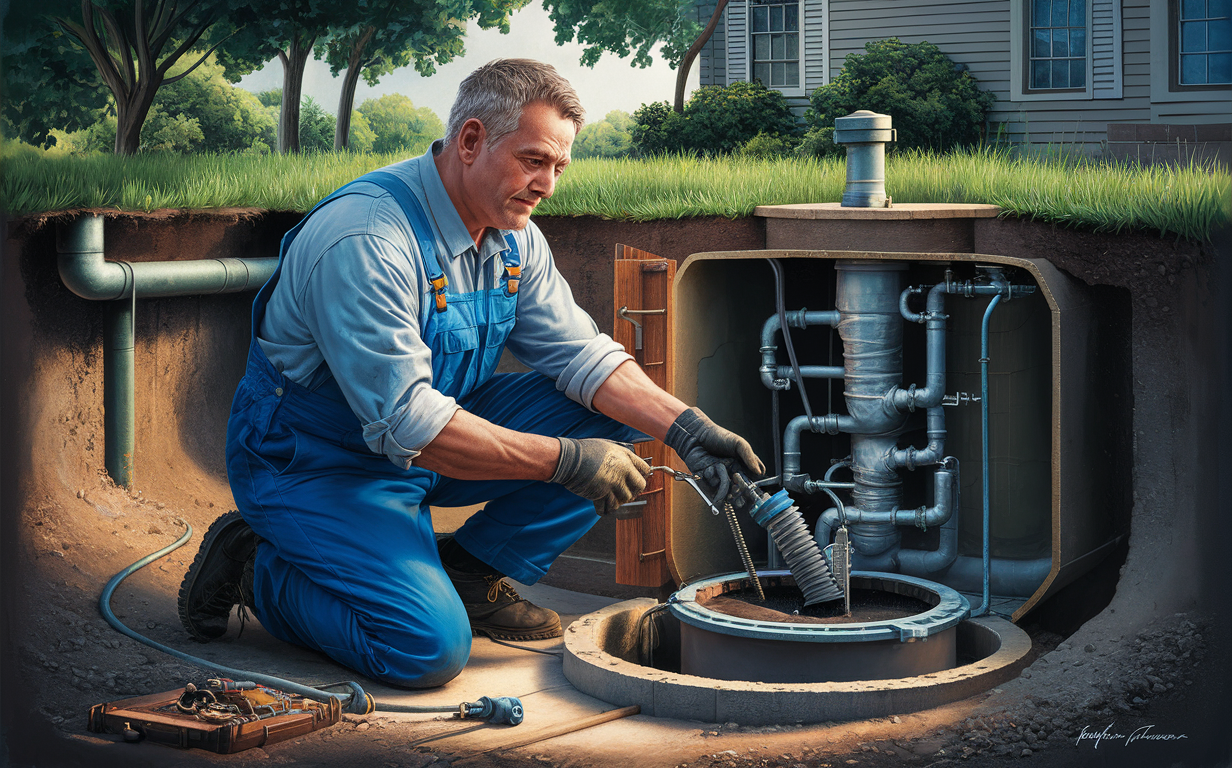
[
  {"x1": 177, "y1": 510, "x2": 250, "y2": 643},
  {"x1": 471, "y1": 618, "x2": 563, "y2": 642}
]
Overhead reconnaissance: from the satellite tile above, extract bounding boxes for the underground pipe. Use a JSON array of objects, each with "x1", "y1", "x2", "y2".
[{"x1": 56, "y1": 214, "x2": 278, "y2": 487}]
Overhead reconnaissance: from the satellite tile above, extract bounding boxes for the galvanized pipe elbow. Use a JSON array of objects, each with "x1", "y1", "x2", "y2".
[
  {"x1": 782, "y1": 413, "x2": 849, "y2": 482},
  {"x1": 56, "y1": 214, "x2": 278, "y2": 301},
  {"x1": 759, "y1": 310, "x2": 841, "y2": 390}
]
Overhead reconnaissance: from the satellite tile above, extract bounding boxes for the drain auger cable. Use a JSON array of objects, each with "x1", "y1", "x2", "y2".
[{"x1": 99, "y1": 520, "x2": 523, "y2": 723}]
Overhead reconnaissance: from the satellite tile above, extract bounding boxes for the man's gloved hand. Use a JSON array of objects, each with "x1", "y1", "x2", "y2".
[
  {"x1": 664, "y1": 407, "x2": 765, "y2": 504},
  {"x1": 550, "y1": 438, "x2": 650, "y2": 515}
]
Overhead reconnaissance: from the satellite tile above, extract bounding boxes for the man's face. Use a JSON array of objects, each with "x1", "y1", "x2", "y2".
[{"x1": 461, "y1": 101, "x2": 575, "y2": 232}]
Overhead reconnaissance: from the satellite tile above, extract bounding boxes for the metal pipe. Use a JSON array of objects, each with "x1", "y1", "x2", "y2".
[
  {"x1": 901, "y1": 554, "x2": 1052, "y2": 597},
  {"x1": 56, "y1": 215, "x2": 279, "y2": 487},
  {"x1": 973, "y1": 292, "x2": 1003, "y2": 616},
  {"x1": 833, "y1": 110, "x2": 895, "y2": 208},
  {"x1": 759, "y1": 310, "x2": 840, "y2": 390},
  {"x1": 57, "y1": 216, "x2": 277, "y2": 300},
  {"x1": 897, "y1": 461, "x2": 960, "y2": 574},
  {"x1": 104, "y1": 300, "x2": 135, "y2": 487},
  {"x1": 774, "y1": 365, "x2": 845, "y2": 381}
]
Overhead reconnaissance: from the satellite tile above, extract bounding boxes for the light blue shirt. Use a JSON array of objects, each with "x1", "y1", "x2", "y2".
[{"x1": 258, "y1": 145, "x2": 633, "y2": 468}]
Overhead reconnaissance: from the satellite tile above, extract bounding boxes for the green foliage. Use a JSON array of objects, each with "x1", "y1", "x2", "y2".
[
  {"x1": 632, "y1": 81, "x2": 799, "y2": 156},
  {"x1": 358, "y1": 94, "x2": 444, "y2": 154},
  {"x1": 152, "y1": 55, "x2": 277, "y2": 153},
  {"x1": 544, "y1": 0, "x2": 700, "y2": 68},
  {"x1": 142, "y1": 110, "x2": 206, "y2": 153},
  {"x1": 255, "y1": 89, "x2": 283, "y2": 109},
  {"x1": 573, "y1": 111, "x2": 634, "y2": 159},
  {"x1": 0, "y1": 25, "x2": 111, "y2": 147},
  {"x1": 347, "y1": 111, "x2": 377, "y2": 153},
  {"x1": 803, "y1": 38, "x2": 997, "y2": 156},
  {"x1": 297, "y1": 97, "x2": 336, "y2": 153},
  {"x1": 737, "y1": 131, "x2": 798, "y2": 159},
  {"x1": 629, "y1": 101, "x2": 677, "y2": 156}
]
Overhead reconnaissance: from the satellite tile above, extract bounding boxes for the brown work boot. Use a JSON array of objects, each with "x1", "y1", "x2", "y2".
[
  {"x1": 437, "y1": 538, "x2": 561, "y2": 641},
  {"x1": 178, "y1": 510, "x2": 259, "y2": 642}
]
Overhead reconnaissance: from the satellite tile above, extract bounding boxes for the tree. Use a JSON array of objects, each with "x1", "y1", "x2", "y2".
[
  {"x1": 802, "y1": 38, "x2": 997, "y2": 155},
  {"x1": 358, "y1": 94, "x2": 444, "y2": 154},
  {"x1": 252, "y1": 90, "x2": 346, "y2": 152},
  {"x1": 573, "y1": 110, "x2": 633, "y2": 158},
  {"x1": 320, "y1": 0, "x2": 527, "y2": 151},
  {"x1": 5, "y1": 1, "x2": 253, "y2": 154},
  {"x1": 543, "y1": 0, "x2": 730, "y2": 112},
  {"x1": 0, "y1": 24, "x2": 112, "y2": 147},
  {"x1": 217, "y1": 1, "x2": 349, "y2": 153}
]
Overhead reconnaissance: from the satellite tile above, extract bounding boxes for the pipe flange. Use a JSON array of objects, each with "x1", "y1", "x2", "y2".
[{"x1": 669, "y1": 571, "x2": 970, "y2": 644}]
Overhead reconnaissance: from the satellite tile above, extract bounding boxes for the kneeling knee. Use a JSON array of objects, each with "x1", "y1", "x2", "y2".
[{"x1": 372, "y1": 628, "x2": 471, "y2": 689}]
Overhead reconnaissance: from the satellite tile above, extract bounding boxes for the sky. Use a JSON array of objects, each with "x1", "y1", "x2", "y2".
[{"x1": 236, "y1": 3, "x2": 700, "y2": 125}]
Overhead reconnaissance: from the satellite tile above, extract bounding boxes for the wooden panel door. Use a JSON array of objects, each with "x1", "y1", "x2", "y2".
[{"x1": 612, "y1": 244, "x2": 676, "y2": 587}]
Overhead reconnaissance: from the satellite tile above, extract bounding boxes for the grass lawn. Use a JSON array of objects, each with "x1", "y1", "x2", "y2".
[{"x1": 1, "y1": 145, "x2": 1227, "y2": 242}]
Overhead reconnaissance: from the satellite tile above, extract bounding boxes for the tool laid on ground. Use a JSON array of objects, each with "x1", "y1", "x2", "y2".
[{"x1": 91, "y1": 520, "x2": 525, "y2": 753}]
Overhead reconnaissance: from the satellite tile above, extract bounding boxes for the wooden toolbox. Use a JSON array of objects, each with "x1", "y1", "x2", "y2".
[{"x1": 87, "y1": 688, "x2": 341, "y2": 754}]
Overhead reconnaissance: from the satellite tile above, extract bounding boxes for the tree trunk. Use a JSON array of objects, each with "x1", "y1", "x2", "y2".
[
  {"x1": 674, "y1": 0, "x2": 730, "y2": 113},
  {"x1": 335, "y1": 26, "x2": 375, "y2": 151},
  {"x1": 114, "y1": 86, "x2": 160, "y2": 155},
  {"x1": 278, "y1": 32, "x2": 315, "y2": 154}
]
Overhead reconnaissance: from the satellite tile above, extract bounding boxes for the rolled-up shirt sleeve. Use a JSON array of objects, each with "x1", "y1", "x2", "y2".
[
  {"x1": 502, "y1": 223, "x2": 633, "y2": 410},
  {"x1": 301, "y1": 233, "x2": 458, "y2": 468}
]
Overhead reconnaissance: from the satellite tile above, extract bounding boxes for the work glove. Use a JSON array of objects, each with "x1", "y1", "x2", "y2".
[
  {"x1": 550, "y1": 438, "x2": 650, "y2": 516},
  {"x1": 664, "y1": 407, "x2": 765, "y2": 505}
]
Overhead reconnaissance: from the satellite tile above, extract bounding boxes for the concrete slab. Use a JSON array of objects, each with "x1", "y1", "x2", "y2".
[{"x1": 754, "y1": 202, "x2": 1002, "y2": 220}]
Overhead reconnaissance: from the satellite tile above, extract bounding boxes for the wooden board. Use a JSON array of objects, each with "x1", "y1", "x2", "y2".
[{"x1": 612, "y1": 244, "x2": 677, "y2": 587}]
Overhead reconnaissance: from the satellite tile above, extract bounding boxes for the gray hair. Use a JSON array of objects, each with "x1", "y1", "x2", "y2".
[{"x1": 444, "y1": 59, "x2": 585, "y2": 148}]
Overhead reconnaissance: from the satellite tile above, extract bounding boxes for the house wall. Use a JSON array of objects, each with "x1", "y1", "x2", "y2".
[{"x1": 700, "y1": 0, "x2": 1229, "y2": 154}]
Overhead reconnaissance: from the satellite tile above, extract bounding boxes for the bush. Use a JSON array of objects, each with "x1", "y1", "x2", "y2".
[
  {"x1": 358, "y1": 94, "x2": 443, "y2": 154},
  {"x1": 632, "y1": 81, "x2": 800, "y2": 156},
  {"x1": 737, "y1": 131, "x2": 799, "y2": 159},
  {"x1": 154, "y1": 55, "x2": 276, "y2": 153},
  {"x1": 573, "y1": 110, "x2": 634, "y2": 159},
  {"x1": 801, "y1": 38, "x2": 997, "y2": 156}
]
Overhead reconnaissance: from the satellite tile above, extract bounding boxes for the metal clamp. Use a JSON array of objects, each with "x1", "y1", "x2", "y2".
[
  {"x1": 647, "y1": 466, "x2": 723, "y2": 516},
  {"x1": 618, "y1": 306, "x2": 666, "y2": 351}
]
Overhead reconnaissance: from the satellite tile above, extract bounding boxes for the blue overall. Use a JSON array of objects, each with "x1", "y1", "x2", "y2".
[{"x1": 226, "y1": 171, "x2": 639, "y2": 688}]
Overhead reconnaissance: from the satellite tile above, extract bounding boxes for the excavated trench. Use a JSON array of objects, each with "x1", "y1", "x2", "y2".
[{"x1": 2, "y1": 209, "x2": 1229, "y2": 768}]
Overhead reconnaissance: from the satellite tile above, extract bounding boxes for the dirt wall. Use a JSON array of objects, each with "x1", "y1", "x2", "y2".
[{"x1": 1, "y1": 209, "x2": 1228, "y2": 766}]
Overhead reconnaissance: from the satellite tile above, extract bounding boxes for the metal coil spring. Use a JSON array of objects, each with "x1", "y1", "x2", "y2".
[
  {"x1": 724, "y1": 502, "x2": 766, "y2": 601},
  {"x1": 765, "y1": 504, "x2": 844, "y2": 605}
]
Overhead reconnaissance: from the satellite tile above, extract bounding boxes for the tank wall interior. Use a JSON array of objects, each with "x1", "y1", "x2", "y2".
[{"x1": 669, "y1": 252, "x2": 1133, "y2": 619}]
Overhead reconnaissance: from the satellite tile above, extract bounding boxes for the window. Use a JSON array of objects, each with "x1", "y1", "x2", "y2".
[
  {"x1": 750, "y1": 0, "x2": 800, "y2": 89},
  {"x1": 1179, "y1": 0, "x2": 1232, "y2": 85},
  {"x1": 1029, "y1": 0, "x2": 1087, "y2": 89}
]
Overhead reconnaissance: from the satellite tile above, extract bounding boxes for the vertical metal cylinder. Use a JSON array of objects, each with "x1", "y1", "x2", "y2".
[
  {"x1": 835, "y1": 261, "x2": 909, "y2": 567},
  {"x1": 104, "y1": 300, "x2": 135, "y2": 488},
  {"x1": 833, "y1": 111, "x2": 895, "y2": 208}
]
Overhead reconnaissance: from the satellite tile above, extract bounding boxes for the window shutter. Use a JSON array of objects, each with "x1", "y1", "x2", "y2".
[
  {"x1": 612, "y1": 244, "x2": 677, "y2": 588},
  {"x1": 803, "y1": 0, "x2": 827, "y2": 91},
  {"x1": 1092, "y1": 0, "x2": 1123, "y2": 99},
  {"x1": 728, "y1": 0, "x2": 748, "y2": 82}
]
